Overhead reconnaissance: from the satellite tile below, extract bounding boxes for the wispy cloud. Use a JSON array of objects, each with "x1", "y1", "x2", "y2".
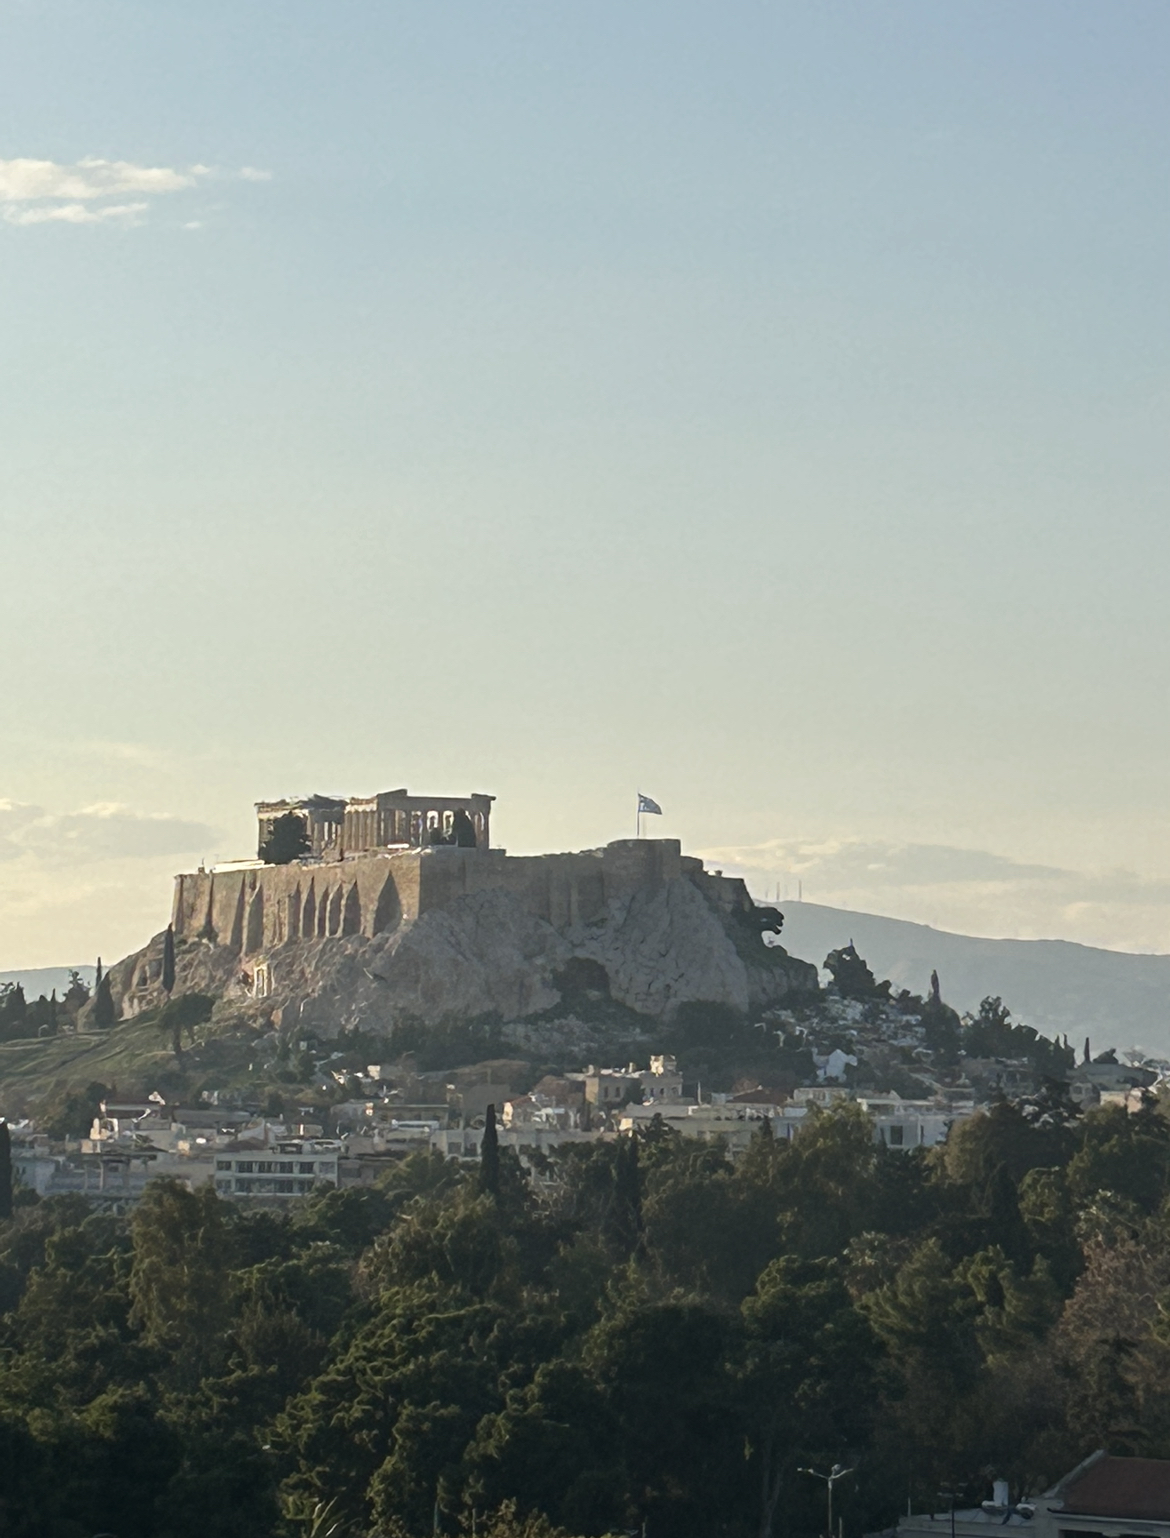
[
  {"x1": 696, "y1": 834, "x2": 1170, "y2": 953},
  {"x1": 0, "y1": 800, "x2": 215, "y2": 863},
  {"x1": 0, "y1": 155, "x2": 271, "y2": 229},
  {"x1": 5, "y1": 200, "x2": 149, "y2": 226}
]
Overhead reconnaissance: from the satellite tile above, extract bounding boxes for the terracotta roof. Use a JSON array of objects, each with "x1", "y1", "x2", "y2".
[{"x1": 1056, "y1": 1455, "x2": 1170, "y2": 1520}]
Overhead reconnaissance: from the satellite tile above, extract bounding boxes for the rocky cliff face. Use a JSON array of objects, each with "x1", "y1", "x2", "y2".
[{"x1": 108, "y1": 850, "x2": 819, "y2": 1039}]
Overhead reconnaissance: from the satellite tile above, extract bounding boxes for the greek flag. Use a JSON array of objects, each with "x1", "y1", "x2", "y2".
[{"x1": 637, "y1": 794, "x2": 663, "y2": 815}]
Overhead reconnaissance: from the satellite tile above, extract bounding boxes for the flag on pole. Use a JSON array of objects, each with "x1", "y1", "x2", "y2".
[{"x1": 637, "y1": 794, "x2": 663, "y2": 815}]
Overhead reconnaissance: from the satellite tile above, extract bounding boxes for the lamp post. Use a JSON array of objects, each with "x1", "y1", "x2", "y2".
[
  {"x1": 799, "y1": 1464, "x2": 855, "y2": 1538},
  {"x1": 938, "y1": 1489, "x2": 959, "y2": 1538}
]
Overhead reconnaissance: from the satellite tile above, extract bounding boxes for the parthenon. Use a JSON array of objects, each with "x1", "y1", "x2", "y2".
[{"x1": 256, "y1": 789, "x2": 495, "y2": 859}]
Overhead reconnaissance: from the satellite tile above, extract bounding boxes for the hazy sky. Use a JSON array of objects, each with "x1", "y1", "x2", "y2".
[{"x1": 4, "y1": 1, "x2": 1170, "y2": 966}]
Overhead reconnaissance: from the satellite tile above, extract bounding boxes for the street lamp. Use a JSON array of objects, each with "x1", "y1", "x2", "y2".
[
  {"x1": 799, "y1": 1463, "x2": 855, "y2": 1538},
  {"x1": 938, "y1": 1489, "x2": 959, "y2": 1538}
]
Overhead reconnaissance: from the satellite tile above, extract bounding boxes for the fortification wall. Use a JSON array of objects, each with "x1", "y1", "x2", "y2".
[
  {"x1": 171, "y1": 839, "x2": 688, "y2": 956},
  {"x1": 173, "y1": 853, "x2": 418, "y2": 953}
]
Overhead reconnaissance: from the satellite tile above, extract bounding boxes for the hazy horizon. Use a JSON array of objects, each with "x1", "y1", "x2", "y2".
[{"x1": 5, "y1": 2, "x2": 1170, "y2": 967}]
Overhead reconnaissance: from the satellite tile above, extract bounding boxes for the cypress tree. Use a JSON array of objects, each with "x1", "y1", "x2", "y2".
[
  {"x1": 93, "y1": 972, "x2": 116, "y2": 1029},
  {"x1": 479, "y1": 1103, "x2": 500, "y2": 1197},
  {"x1": 0, "y1": 1121, "x2": 12, "y2": 1222},
  {"x1": 609, "y1": 1133, "x2": 644, "y2": 1255},
  {"x1": 162, "y1": 925, "x2": 176, "y2": 995}
]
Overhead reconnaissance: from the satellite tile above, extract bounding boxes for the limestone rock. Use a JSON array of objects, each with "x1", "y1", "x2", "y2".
[{"x1": 110, "y1": 846, "x2": 819, "y2": 1041}]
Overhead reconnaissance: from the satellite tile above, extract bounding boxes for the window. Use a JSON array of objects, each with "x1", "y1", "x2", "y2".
[
  {"x1": 235, "y1": 1178, "x2": 253, "y2": 1193},
  {"x1": 216, "y1": 1160, "x2": 232, "y2": 1172},
  {"x1": 317, "y1": 1162, "x2": 336, "y2": 1175},
  {"x1": 296, "y1": 1180, "x2": 313, "y2": 1194},
  {"x1": 276, "y1": 1180, "x2": 294, "y2": 1194},
  {"x1": 278, "y1": 1161, "x2": 294, "y2": 1174},
  {"x1": 236, "y1": 1161, "x2": 254, "y2": 1174},
  {"x1": 888, "y1": 1125, "x2": 904, "y2": 1147},
  {"x1": 298, "y1": 1161, "x2": 315, "y2": 1175},
  {"x1": 215, "y1": 1179, "x2": 232, "y2": 1193},
  {"x1": 258, "y1": 1161, "x2": 274, "y2": 1174}
]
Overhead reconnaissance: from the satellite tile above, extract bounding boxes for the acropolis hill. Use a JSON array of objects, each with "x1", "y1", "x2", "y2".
[{"x1": 107, "y1": 787, "x2": 818, "y2": 1039}]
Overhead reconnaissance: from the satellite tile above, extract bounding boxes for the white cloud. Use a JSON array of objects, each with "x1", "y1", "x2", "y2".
[
  {"x1": 0, "y1": 156, "x2": 199, "y2": 203},
  {"x1": 702, "y1": 836, "x2": 1069, "y2": 891},
  {"x1": 4, "y1": 200, "x2": 148, "y2": 226},
  {"x1": 0, "y1": 800, "x2": 215, "y2": 864},
  {"x1": 0, "y1": 155, "x2": 269, "y2": 230}
]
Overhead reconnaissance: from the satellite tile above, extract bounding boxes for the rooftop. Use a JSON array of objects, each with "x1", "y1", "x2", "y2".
[{"x1": 1050, "y1": 1453, "x2": 1170, "y2": 1521}]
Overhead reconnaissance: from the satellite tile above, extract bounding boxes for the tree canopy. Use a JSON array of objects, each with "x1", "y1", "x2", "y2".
[
  {"x1": 0, "y1": 1101, "x2": 1169, "y2": 1536},
  {"x1": 261, "y1": 812, "x2": 311, "y2": 865}
]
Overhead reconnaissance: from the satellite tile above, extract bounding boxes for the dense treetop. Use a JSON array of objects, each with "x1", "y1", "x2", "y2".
[{"x1": 2, "y1": 1091, "x2": 1170, "y2": 1538}]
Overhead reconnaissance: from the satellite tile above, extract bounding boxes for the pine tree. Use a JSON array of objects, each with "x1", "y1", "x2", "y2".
[
  {"x1": 0, "y1": 1120, "x2": 12, "y2": 1222},
  {"x1": 162, "y1": 925, "x2": 176, "y2": 996},
  {"x1": 480, "y1": 1103, "x2": 500, "y2": 1197}
]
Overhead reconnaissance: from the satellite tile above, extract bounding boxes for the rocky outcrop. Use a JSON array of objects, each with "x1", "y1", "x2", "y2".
[{"x1": 109, "y1": 843, "x2": 819, "y2": 1040}]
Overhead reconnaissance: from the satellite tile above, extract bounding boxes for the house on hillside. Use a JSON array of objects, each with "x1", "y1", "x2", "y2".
[{"x1": 893, "y1": 1452, "x2": 1170, "y2": 1538}]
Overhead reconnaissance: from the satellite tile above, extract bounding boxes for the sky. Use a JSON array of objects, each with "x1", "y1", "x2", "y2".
[{"x1": 3, "y1": 0, "x2": 1170, "y2": 965}]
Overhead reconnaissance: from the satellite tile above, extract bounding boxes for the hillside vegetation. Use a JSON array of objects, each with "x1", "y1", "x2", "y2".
[
  {"x1": 4, "y1": 1100, "x2": 1170, "y2": 1537},
  {"x1": 781, "y1": 902, "x2": 1170, "y2": 1053}
]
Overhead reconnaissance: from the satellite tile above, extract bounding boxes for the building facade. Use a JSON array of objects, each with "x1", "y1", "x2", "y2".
[{"x1": 213, "y1": 1137, "x2": 340, "y2": 1199}]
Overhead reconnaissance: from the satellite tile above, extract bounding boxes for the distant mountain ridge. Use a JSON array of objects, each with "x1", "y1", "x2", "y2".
[
  {"x1": 778, "y1": 902, "x2": 1170, "y2": 1056},
  {"x1": 0, "y1": 967, "x2": 96, "y2": 1001}
]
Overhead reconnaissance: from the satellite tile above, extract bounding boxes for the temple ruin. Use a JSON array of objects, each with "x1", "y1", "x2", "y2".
[
  {"x1": 114, "y1": 786, "x2": 818, "y2": 1027},
  {"x1": 256, "y1": 788, "x2": 494, "y2": 857}
]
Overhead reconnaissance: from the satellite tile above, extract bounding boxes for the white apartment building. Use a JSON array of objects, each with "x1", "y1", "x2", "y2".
[
  {"x1": 856, "y1": 1094, "x2": 975, "y2": 1150},
  {"x1": 213, "y1": 1138, "x2": 340, "y2": 1199}
]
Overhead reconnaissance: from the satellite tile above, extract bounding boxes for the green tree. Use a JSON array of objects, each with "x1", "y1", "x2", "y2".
[
  {"x1": 465, "y1": 1361, "x2": 625, "y2": 1536},
  {"x1": 93, "y1": 969, "x2": 116, "y2": 1029},
  {"x1": 1067, "y1": 1102, "x2": 1170, "y2": 1213},
  {"x1": 921, "y1": 994, "x2": 963, "y2": 1062},
  {"x1": 162, "y1": 923, "x2": 176, "y2": 995},
  {"x1": 157, "y1": 991, "x2": 215, "y2": 1063},
  {"x1": 37, "y1": 1080, "x2": 110, "y2": 1140},
  {"x1": 583, "y1": 1293, "x2": 740, "y2": 1538},
  {"x1": 0, "y1": 981, "x2": 27, "y2": 1041},
  {"x1": 738, "y1": 1255, "x2": 877, "y2": 1538},
  {"x1": 128, "y1": 1180, "x2": 234, "y2": 1389},
  {"x1": 823, "y1": 943, "x2": 891, "y2": 1003},
  {"x1": 273, "y1": 1280, "x2": 517, "y2": 1534},
  {"x1": 0, "y1": 1121, "x2": 11, "y2": 1223},
  {"x1": 480, "y1": 1103, "x2": 501, "y2": 1198},
  {"x1": 261, "y1": 812, "x2": 311, "y2": 864}
]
